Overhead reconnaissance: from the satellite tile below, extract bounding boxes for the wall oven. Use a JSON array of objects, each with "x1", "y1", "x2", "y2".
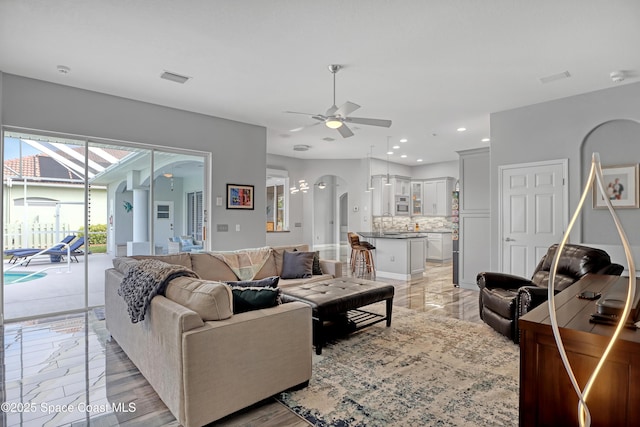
[{"x1": 395, "y1": 195, "x2": 410, "y2": 215}]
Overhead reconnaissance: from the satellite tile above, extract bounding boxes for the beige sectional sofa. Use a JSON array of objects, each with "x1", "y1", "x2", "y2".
[{"x1": 105, "y1": 245, "x2": 341, "y2": 427}]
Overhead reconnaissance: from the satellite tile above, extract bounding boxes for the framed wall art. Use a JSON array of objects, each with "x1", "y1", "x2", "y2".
[
  {"x1": 227, "y1": 184, "x2": 254, "y2": 210},
  {"x1": 593, "y1": 164, "x2": 639, "y2": 209}
]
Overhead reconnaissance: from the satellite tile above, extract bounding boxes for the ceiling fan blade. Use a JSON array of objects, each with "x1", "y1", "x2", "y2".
[
  {"x1": 325, "y1": 104, "x2": 338, "y2": 116},
  {"x1": 335, "y1": 101, "x2": 360, "y2": 117},
  {"x1": 284, "y1": 110, "x2": 318, "y2": 116},
  {"x1": 337, "y1": 124, "x2": 354, "y2": 138},
  {"x1": 290, "y1": 121, "x2": 323, "y2": 132},
  {"x1": 344, "y1": 117, "x2": 392, "y2": 128}
]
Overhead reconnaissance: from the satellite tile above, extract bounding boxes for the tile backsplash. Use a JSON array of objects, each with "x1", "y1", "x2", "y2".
[{"x1": 372, "y1": 216, "x2": 453, "y2": 232}]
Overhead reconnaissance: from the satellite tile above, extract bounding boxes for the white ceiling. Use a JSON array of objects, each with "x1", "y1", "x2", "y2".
[{"x1": 1, "y1": 1, "x2": 639, "y2": 165}]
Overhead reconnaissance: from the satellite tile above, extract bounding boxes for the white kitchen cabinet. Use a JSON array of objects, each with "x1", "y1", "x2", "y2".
[
  {"x1": 457, "y1": 147, "x2": 490, "y2": 289},
  {"x1": 411, "y1": 181, "x2": 422, "y2": 215},
  {"x1": 423, "y1": 177, "x2": 455, "y2": 216},
  {"x1": 371, "y1": 175, "x2": 411, "y2": 216},
  {"x1": 371, "y1": 175, "x2": 393, "y2": 216},
  {"x1": 395, "y1": 177, "x2": 411, "y2": 196},
  {"x1": 426, "y1": 232, "x2": 453, "y2": 262}
]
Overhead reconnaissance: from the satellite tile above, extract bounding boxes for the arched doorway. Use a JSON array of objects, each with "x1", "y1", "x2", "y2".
[{"x1": 313, "y1": 175, "x2": 349, "y2": 262}]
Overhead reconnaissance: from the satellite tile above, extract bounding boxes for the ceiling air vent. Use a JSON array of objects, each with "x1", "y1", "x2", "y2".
[
  {"x1": 322, "y1": 137, "x2": 336, "y2": 142},
  {"x1": 539, "y1": 71, "x2": 571, "y2": 84},
  {"x1": 160, "y1": 70, "x2": 191, "y2": 84},
  {"x1": 293, "y1": 144, "x2": 311, "y2": 151}
]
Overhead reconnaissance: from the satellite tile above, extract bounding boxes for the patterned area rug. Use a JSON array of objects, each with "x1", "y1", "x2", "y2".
[{"x1": 277, "y1": 307, "x2": 519, "y2": 426}]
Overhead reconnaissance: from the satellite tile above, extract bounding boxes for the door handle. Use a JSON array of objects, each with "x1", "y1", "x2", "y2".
[{"x1": 505, "y1": 237, "x2": 515, "y2": 242}]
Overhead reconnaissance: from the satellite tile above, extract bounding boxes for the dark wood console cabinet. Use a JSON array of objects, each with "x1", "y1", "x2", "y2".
[{"x1": 519, "y1": 274, "x2": 640, "y2": 427}]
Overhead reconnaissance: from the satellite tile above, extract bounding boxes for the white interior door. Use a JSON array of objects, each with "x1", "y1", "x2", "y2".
[
  {"x1": 500, "y1": 160, "x2": 567, "y2": 278},
  {"x1": 154, "y1": 201, "x2": 174, "y2": 254}
]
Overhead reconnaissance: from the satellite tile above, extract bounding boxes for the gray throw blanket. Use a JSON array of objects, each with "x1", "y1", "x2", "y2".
[{"x1": 118, "y1": 259, "x2": 199, "y2": 323}]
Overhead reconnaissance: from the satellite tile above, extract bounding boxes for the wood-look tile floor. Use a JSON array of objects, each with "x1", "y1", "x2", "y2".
[{"x1": 0, "y1": 261, "x2": 481, "y2": 426}]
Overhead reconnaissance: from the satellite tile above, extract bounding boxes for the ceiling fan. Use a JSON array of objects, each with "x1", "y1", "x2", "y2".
[{"x1": 285, "y1": 64, "x2": 392, "y2": 138}]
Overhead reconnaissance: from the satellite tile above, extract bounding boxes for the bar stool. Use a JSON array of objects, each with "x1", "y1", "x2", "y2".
[{"x1": 347, "y1": 232, "x2": 376, "y2": 278}]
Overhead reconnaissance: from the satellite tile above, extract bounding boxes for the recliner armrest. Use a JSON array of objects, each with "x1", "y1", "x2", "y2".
[
  {"x1": 477, "y1": 272, "x2": 533, "y2": 291},
  {"x1": 517, "y1": 286, "x2": 552, "y2": 317}
]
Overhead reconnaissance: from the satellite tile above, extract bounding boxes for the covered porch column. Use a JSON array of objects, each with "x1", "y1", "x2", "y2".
[{"x1": 126, "y1": 170, "x2": 151, "y2": 255}]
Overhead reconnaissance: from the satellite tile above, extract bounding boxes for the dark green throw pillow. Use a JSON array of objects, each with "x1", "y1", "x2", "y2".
[
  {"x1": 312, "y1": 251, "x2": 323, "y2": 275},
  {"x1": 226, "y1": 276, "x2": 280, "y2": 289},
  {"x1": 230, "y1": 287, "x2": 281, "y2": 314}
]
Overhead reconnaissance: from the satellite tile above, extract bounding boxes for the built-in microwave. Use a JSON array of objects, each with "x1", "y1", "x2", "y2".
[{"x1": 395, "y1": 195, "x2": 410, "y2": 215}]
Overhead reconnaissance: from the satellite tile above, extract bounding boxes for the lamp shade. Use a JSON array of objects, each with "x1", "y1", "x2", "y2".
[{"x1": 325, "y1": 118, "x2": 343, "y2": 129}]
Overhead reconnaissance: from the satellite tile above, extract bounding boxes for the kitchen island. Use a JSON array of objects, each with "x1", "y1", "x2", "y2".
[{"x1": 356, "y1": 232, "x2": 429, "y2": 280}]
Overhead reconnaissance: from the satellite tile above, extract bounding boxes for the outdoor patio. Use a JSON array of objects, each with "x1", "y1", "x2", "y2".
[{"x1": 3, "y1": 252, "x2": 113, "y2": 321}]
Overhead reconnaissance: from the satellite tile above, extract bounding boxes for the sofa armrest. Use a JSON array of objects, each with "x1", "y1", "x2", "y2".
[
  {"x1": 319, "y1": 259, "x2": 342, "y2": 278},
  {"x1": 180, "y1": 302, "x2": 312, "y2": 426},
  {"x1": 477, "y1": 271, "x2": 533, "y2": 291}
]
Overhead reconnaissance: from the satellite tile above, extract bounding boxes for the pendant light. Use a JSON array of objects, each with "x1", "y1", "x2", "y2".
[
  {"x1": 365, "y1": 145, "x2": 375, "y2": 193},
  {"x1": 385, "y1": 136, "x2": 392, "y2": 186}
]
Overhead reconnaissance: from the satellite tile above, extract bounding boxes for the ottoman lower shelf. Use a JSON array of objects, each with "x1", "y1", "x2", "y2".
[{"x1": 281, "y1": 277, "x2": 395, "y2": 355}]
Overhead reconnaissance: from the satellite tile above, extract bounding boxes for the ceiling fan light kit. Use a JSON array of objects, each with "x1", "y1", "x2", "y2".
[
  {"x1": 285, "y1": 64, "x2": 392, "y2": 138},
  {"x1": 325, "y1": 118, "x2": 343, "y2": 129}
]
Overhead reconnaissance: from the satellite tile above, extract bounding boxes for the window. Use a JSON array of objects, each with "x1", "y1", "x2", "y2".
[
  {"x1": 266, "y1": 169, "x2": 289, "y2": 231},
  {"x1": 187, "y1": 191, "x2": 203, "y2": 240}
]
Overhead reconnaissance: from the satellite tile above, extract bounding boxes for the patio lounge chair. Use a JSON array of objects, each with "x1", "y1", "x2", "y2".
[
  {"x1": 12, "y1": 237, "x2": 86, "y2": 266},
  {"x1": 4, "y1": 235, "x2": 76, "y2": 263}
]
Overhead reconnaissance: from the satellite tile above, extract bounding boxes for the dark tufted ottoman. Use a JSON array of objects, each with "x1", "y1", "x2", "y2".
[{"x1": 281, "y1": 277, "x2": 394, "y2": 354}]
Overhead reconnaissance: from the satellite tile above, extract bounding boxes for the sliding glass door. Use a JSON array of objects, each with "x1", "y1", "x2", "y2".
[{"x1": 1, "y1": 129, "x2": 209, "y2": 323}]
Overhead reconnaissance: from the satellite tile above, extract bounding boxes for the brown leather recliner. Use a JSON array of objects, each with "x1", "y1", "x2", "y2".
[{"x1": 477, "y1": 244, "x2": 624, "y2": 343}]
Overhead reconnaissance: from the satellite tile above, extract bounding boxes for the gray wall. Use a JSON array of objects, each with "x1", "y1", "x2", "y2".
[
  {"x1": 266, "y1": 154, "x2": 368, "y2": 247},
  {"x1": 412, "y1": 160, "x2": 459, "y2": 180},
  {"x1": 490, "y1": 81, "x2": 640, "y2": 270},
  {"x1": 0, "y1": 73, "x2": 267, "y2": 251},
  {"x1": 581, "y1": 119, "x2": 640, "y2": 244}
]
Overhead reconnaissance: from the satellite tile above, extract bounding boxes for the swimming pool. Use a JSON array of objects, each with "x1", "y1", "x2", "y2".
[{"x1": 4, "y1": 272, "x2": 47, "y2": 284}]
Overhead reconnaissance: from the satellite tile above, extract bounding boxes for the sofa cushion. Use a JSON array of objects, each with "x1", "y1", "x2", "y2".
[
  {"x1": 165, "y1": 276, "x2": 233, "y2": 321},
  {"x1": 230, "y1": 287, "x2": 281, "y2": 314},
  {"x1": 281, "y1": 251, "x2": 314, "y2": 279},
  {"x1": 190, "y1": 253, "x2": 239, "y2": 281},
  {"x1": 132, "y1": 253, "x2": 193, "y2": 269},
  {"x1": 312, "y1": 251, "x2": 323, "y2": 275}
]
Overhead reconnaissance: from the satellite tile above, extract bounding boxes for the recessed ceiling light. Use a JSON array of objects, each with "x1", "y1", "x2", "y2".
[
  {"x1": 481, "y1": 138, "x2": 490, "y2": 142},
  {"x1": 457, "y1": 127, "x2": 467, "y2": 132},
  {"x1": 417, "y1": 158, "x2": 423, "y2": 162},
  {"x1": 400, "y1": 138, "x2": 408, "y2": 143},
  {"x1": 293, "y1": 144, "x2": 311, "y2": 151},
  {"x1": 400, "y1": 154, "x2": 407, "y2": 158},
  {"x1": 392, "y1": 145, "x2": 400, "y2": 149},
  {"x1": 386, "y1": 151, "x2": 394, "y2": 155}
]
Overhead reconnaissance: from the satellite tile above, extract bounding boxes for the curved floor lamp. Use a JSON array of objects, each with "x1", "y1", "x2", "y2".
[{"x1": 547, "y1": 153, "x2": 636, "y2": 427}]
